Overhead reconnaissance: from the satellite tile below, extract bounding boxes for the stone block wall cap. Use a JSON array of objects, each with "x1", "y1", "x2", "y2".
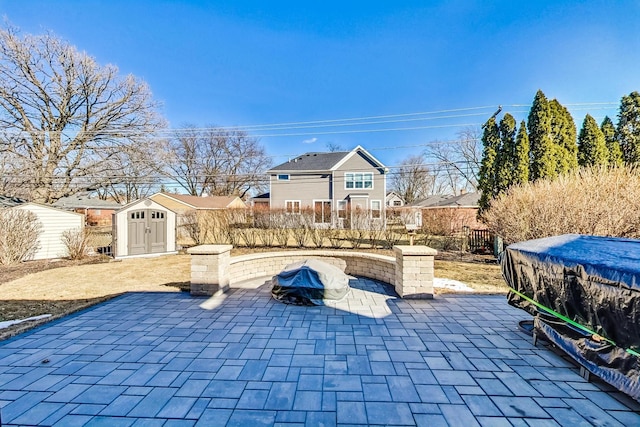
[
  {"x1": 187, "y1": 244, "x2": 233, "y2": 255},
  {"x1": 393, "y1": 245, "x2": 438, "y2": 256}
]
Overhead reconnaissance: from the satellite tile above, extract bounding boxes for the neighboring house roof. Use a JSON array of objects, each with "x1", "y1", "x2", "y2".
[
  {"x1": 13, "y1": 202, "x2": 84, "y2": 220},
  {"x1": 268, "y1": 145, "x2": 386, "y2": 173},
  {"x1": 151, "y1": 192, "x2": 247, "y2": 210},
  {"x1": 53, "y1": 193, "x2": 122, "y2": 210},
  {"x1": 411, "y1": 192, "x2": 481, "y2": 208},
  {"x1": 410, "y1": 195, "x2": 451, "y2": 208},
  {"x1": 251, "y1": 192, "x2": 270, "y2": 200},
  {"x1": 0, "y1": 195, "x2": 26, "y2": 208}
]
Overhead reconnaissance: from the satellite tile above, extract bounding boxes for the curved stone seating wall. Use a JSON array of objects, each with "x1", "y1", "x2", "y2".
[
  {"x1": 187, "y1": 245, "x2": 437, "y2": 299},
  {"x1": 229, "y1": 250, "x2": 395, "y2": 285}
]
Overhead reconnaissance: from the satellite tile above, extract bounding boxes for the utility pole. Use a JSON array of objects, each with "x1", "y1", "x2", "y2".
[{"x1": 481, "y1": 106, "x2": 502, "y2": 129}]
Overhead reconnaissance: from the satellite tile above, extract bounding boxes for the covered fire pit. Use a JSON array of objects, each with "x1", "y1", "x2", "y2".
[{"x1": 271, "y1": 258, "x2": 351, "y2": 305}]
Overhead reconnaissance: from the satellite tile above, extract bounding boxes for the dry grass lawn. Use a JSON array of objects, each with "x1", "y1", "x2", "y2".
[{"x1": 0, "y1": 250, "x2": 506, "y2": 339}]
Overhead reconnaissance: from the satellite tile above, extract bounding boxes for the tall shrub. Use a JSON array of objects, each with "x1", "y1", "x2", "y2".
[
  {"x1": 0, "y1": 208, "x2": 42, "y2": 265},
  {"x1": 482, "y1": 166, "x2": 640, "y2": 244},
  {"x1": 61, "y1": 227, "x2": 92, "y2": 260}
]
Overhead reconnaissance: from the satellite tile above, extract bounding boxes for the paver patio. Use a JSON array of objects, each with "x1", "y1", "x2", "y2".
[{"x1": 0, "y1": 277, "x2": 638, "y2": 426}]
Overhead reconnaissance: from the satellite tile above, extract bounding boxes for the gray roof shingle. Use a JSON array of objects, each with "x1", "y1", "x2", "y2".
[
  {"x1": 0, "y1": 195, "x2": 26, "y2": 208},
  {"x1": 268, "y1": 151, "x2": 351, "y2": 172}
]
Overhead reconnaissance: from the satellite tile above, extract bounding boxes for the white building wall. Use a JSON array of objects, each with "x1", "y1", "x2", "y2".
[{"x1": 14, "y1": 203, "x2": 84, "y2": 260}]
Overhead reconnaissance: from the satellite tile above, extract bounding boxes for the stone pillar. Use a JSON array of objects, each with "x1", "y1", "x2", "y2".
[
  {"x1": 187, "y1": 245, "x2": 233, "y2": 296},
  {"x1": 393, "y1": 245, "x2": 438, "y2": 299}
]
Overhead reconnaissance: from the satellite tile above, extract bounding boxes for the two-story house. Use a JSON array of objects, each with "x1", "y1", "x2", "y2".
[{"x1": 266, "y1": 145, "x2": 388, "y2": 228}]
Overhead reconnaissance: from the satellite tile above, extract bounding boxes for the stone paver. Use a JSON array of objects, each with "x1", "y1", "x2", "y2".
[{"x1": 1, "y1": 276, "x2": 639, "y2": 426}]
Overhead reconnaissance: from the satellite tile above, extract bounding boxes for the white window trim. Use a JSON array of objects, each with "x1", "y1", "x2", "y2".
[
  {"x1": 313, "y1": 199, "x2": 332, "y2": 224},
  {"x1": 277, "y1": 174, "x2": 290, "y2": 181},
  {"x1": 285, "y1": 200, "x2": 301, "y2": 214},
  {"x1": 344, "y1": 172, "x2": 374, "y2": 190}
]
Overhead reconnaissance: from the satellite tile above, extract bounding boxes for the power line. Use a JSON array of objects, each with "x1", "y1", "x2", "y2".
[{"x1": 0, "y1": 102, "x2": 619, "y2": 138}]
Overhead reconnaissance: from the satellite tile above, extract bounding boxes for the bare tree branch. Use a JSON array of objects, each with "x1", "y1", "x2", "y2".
[
  {"x1": 0, "y1": 25, "x2": 166, "y2": 202},
  {"x1": 165, "y1": 126, "x2": 271, "y2": 198}
]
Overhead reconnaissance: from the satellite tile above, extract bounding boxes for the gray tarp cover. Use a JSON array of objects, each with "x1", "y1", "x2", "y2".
[
  {"x1": 271, "y1": 259, "x2": 350, "y2": 305},
  {"x1": 501, "y1": 234, "x2": 640, "y2": 400}
]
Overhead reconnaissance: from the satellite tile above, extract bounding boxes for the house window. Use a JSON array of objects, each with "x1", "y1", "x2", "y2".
[
  {"x1": 337, "y1": 200, "x2": 348, "y2": 219},
  {"x1": 371, "y1": 200, "x2": 382, "y2": 218},
  {"x1": 345, "y1": 172, "x2": 373, "y2": 189},
  {"x1": 277, "y1": 174, "x2": 290, "y2": 181},
  {"x1": 285, "y1": 200, "x2": 300, "y2": 214},
  {"x1": 393, "y1": 200, "x2": 402, "y2": 207},
  {"x1": 314, "y1": 200, "x2": 332, "y2": 224}
]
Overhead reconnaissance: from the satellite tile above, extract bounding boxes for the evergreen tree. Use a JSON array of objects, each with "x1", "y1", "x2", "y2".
[
  {"x1": 478, "y1": 117, "x2": 500, "y2": 210},
  {"x1": 578, "y1": 114, "x2": 608, "y2": 167},
  {"x1": 495, "y1": 113, "x2": 517, "y2": 194},
  {"x1": 513, "y1": 121, "x2": 530, "y2": 184},
  {"x1": 616, "y1": 91, "x2": 640, "y2": 164},
  {"x1": 528, "y1": 90, "x2": 556, "y2": 180},
  {"x1": 601, "y1": 116, "x2": 623, "y2": 166},
  {"x1": 549, "y1": 99, "x2": 578, "y2": 174}
]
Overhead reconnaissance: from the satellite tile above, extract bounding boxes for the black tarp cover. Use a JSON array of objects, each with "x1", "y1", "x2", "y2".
[
  {"x1": 271, "y1": 259, "x2": 350, "y2": 305},
  {"x1": 501, "y1": 234, "x2": 640, "y2": 400}
]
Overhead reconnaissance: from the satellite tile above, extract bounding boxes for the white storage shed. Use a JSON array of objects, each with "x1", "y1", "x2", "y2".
[
  {"x1": 13, "y1": 203, "x2": 84, "y2": 260},
  {"x1": 113, "y1": 198, "x2": 177, "y2": 258}
]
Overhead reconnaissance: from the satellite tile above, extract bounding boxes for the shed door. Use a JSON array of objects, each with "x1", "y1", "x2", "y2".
[
  {"x1": 128, "y1": 210, "x2": 148, "y2": 255},
  {"x1": 149, "y1": 210, "x2": 167, "y2": 253},
  {"x1": 127, "y1": 209, "x2": 167, "y2": 255}
]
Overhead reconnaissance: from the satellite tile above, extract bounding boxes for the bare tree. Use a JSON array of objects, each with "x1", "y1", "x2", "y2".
[
  {"x1": 424, "y1": 126, "x2": 482, "y2": 194},
  {"x1": 326, "y1": 142, "x2": 345, "y2": 152},
  {"x1": 95, "y1": 140, "x2": 165, "y2": 204},
  {"x1": 166, "y1": 126, "x2": 271, "y2": 198},
  {"x1": 389, "y1": 155, "x2": 434, "y2": 204},
  {"x1": 0, "y1": 26, "x2": 165, "y2": 203}
]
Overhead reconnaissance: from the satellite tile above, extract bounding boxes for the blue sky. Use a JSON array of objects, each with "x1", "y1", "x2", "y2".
[{"x1": 2, "y1": 0, "x2": 639, "y2": 167}]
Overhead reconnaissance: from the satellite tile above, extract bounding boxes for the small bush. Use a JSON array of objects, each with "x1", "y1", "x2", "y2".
[
  {"x1": 62, "y1": 228, "x2": 92, "y2": 260},
  {"x1": 0, "y1": 208, "x2": 42, "y2": 265},
  {"x1": 482, "y1": 165, "x2": 640, "y2": 244}
]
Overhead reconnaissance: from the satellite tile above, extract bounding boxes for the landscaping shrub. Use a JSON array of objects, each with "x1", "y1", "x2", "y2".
[
  {"x1": 0, "y1": 208, "x2": 42, "y2": 265},
  {"x1": 482, "y1": 165, "x2": 640, "y2": 244},
  {"x1": 61, "y1": 228, "x2": 92, "y2": 260}
]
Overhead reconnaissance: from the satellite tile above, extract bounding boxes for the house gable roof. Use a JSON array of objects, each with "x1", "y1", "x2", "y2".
[
  {"x1": 411, "y1": 192, "x2": 480, "y2": 208},
  {"x1": 53, "y1": 193, "x2": 121, "y2": 210},
  {"x1": 152, "y1": 192, "x2": 246, "y2": 209},
  {"x1": 14, "y1": 202, "x2": 84, "y2": 217},
  {"x1": 267, "y1": 145, "x2": 386, "y2": 173}
]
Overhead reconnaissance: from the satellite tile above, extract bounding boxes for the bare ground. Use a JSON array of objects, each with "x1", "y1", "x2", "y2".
[{"x1": 0, "y1": 249, "x2": 506, "y2": 340}]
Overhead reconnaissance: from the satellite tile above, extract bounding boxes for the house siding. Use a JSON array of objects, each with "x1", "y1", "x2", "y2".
[
  {"x1": 333, "y1": 152, "x2": 386, "y2": 207},
  {"x1": 270, "y1": 173, "x2": 330, "y2": 209},
  {"x1": 14, "y1": 204, "x2": 84, "y2": 260},
  {"x1": 72, "y1": 208, "x2": 116, "y2": 227},
  {"x1": 421, "y1": 207, "x2": 486, "y2": 232}
]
